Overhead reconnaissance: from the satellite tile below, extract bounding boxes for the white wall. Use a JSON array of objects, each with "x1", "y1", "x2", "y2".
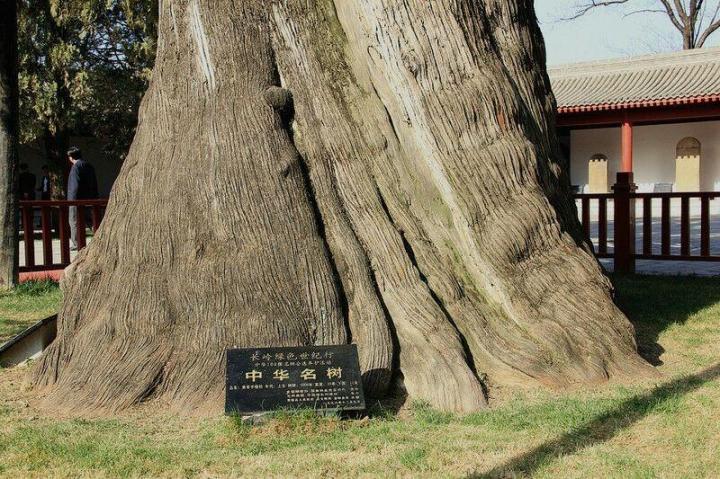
[{"x1": 570, "y1": 120, "x2": 720, "y2": 192}]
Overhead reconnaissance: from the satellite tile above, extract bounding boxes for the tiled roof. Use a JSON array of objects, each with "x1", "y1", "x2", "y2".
[{"x1": 548, "y1": 47, "x2": 720, "y2": 113}]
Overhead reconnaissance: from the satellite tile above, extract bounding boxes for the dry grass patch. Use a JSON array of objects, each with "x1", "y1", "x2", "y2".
[
  {"x1": 0, "y1": 280, "x2": 61, "y2": 344},
  {"x1": 0, "y1": 274, "x2": 718, "y2": 477}
]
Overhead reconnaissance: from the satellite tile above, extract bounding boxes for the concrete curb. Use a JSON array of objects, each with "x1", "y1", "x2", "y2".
[{"x1": 0, "y1": 315, "x2": 58, "y2": 367}]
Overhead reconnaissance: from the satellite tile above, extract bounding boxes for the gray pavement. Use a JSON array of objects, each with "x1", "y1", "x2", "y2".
[{"x1": 578, "y1": 198, "x2": 720, "y2": 276}]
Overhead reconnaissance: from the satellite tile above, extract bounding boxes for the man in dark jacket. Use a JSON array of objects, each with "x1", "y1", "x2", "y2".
[
  {"x1": 39, "y1": 165, "x2": 52, "y2": 200},
  {"x1": 18, "y1": 163, "x2": 36, "y2": 200},
  {"x1": 67, "y1": 147, "x2": 98, "y2": 250}
]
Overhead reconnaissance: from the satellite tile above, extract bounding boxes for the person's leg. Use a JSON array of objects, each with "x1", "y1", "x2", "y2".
[{"x1": 69, "y1": 205, "x2": 78, "y2": 250}]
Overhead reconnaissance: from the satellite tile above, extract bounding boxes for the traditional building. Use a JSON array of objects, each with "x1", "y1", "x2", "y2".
[{"x1": 550, "y1": 47, "x2": 720, "y2": 193}]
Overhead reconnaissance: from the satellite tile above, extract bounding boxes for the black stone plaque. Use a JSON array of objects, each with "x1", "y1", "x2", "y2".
[{"x1": 225, "y1": 345, "x2": 366, "y2": 415}]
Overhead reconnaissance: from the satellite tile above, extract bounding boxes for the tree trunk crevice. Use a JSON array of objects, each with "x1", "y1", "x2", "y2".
[{"x1": 396, "y1": 225, "x2": 485, "y2": 388}]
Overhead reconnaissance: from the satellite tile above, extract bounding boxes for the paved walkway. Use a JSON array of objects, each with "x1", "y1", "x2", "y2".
[{"x1": 579, "y1": 199, "x2": 720, "y2": 276}]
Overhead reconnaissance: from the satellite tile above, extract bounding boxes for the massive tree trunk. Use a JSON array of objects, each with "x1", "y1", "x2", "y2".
[
  {"x1": 0, "y1": 0, "x2": 19, "y2": 289},
  {"x1": 33, "y1": 0, "x2": 653, "y2": 413}
]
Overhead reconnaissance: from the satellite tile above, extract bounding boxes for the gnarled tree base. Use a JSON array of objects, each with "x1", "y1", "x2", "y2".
[{"x1": 32, "y1": 0, "x2": 654, "y2": 415}]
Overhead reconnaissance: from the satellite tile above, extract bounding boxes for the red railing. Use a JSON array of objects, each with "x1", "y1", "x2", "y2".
[
  {"x1": 19, "y1": 199, "x2": 109, "y2": 272},
  {"x1": 577, "y1": 192, "x2": 613, "y2": 258},
  {"x1": 17, "y1": 185, "x2": 719, "y2": 275},
  {"x1": 575, "y1": 173, "x2": 720, "y2": 272}
]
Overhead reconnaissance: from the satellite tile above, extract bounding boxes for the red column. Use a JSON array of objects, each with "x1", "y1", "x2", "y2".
[{"x1": 621, "y1": 121, "x2": 633, "y2": 173}]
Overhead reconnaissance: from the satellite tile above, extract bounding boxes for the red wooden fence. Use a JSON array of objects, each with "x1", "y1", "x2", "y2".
[
  {"x1": 19, "y1": 199, "x2": 109, "y2": 273},
  {"x1": 17, "y1": 183, "x2": 719, "y2": 275},
  {"x1": 575, "y1": 173, "x2": 720, "y2": 273}
]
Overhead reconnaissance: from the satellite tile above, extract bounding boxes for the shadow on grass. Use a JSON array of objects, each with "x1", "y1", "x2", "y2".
[
  {"x1": 611, "y1": 274, "x2": 720, "y2": 365},
  {"x1": 473, "y1": 362, "x2": 720, "y2": 478}
]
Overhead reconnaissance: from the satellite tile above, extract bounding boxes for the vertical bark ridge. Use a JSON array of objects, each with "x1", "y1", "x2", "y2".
[
  {"x1": 270, "y1": 0, "x2": 486, "y2": 411},
  {"x1": 266, "y1": 8, "x2": 395, "y2": 398},
  {"x1": 395, "y1": 224, "x2": 483, "y2": 386}
]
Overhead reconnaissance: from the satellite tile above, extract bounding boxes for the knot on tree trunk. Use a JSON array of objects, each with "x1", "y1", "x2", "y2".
[
  {"x1": 264, "y1": 86, "x2": 294, "y2": 128},
  {"x1": 263, "y1": 86, "x2": 293, "y2": 112}
]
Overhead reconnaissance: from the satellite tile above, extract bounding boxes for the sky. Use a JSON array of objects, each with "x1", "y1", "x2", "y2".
[{"x1": 535, "y1": 0, "x2": 720, "y2": 66}]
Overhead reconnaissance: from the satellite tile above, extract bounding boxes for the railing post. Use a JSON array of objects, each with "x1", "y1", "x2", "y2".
[
  {"x1": 701, "y1": 196, "x2": 711, "y2": 257},
  {"x1": 21, "y1": 204, "x2": 35, "y2": 269},
  {"x1": 40, "y1": 206, "x2": 53, "y2": 266},
  {"x1": 613, "y1": 172, "x2": 637, "y2": 274},
  {"x1": 59, "y1": 205, "x2": 70, "y2": 265},
  {"x1": 76, "y1": 204, "x2": 87, "y2": 249}
]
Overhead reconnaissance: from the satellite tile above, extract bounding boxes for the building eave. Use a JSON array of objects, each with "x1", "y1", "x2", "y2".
[
  {"x1": 556, "y1": 101, "x2": 720, "y2": 128},
  {"x1": 557, "y1": 94, "x2": 720, "y2": 114}
]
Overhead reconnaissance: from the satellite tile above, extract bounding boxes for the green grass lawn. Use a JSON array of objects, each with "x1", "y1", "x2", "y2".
[
  {"x1": 0, "y1": 280, "x2": 61, "y2": 344},
  {"x1": 0, "y1": 275, "x2": 719, "y2": 478}
]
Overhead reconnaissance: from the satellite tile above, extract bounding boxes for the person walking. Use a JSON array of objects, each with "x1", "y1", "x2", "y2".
[
  {"x1": 39, "y1": 164, "x2": 52, "y2": 200},
  {"x1": 18, "y1": 163, "x2": 36, "y2": 200},
  {"x1": 67, "y1": 147, "x2": 98, "y2": 251}
]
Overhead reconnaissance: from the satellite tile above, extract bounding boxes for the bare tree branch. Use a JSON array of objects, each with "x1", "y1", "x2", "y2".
[
  {"x1": 654, "y1": 0, "x2": 686, "y2": 31},
  {"x1": 696, "y1": 1, "x2": 720, "y2": 44},
  {"x1": 672, "y1": 0, "x2": 688, "y2": 22},
  {"x1": 561, "y1": 0, "x2": 632, "y2": 20},
  {"x1": 696, "y1": 16, "x2": 720, "y2": 44},
  {"x1": 624, "y1": 9, "x2": 671, "y2": 16},
  {"x1": 565, "y1": 0, "x2": 720, "y2": 49}
]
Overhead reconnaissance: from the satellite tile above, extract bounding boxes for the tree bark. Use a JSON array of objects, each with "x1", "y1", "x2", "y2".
[
  {"x1": 0, "y1": 0, "x2": 19, "y2": 289},
  {"x1": 33, "y1": 0, "x2": 654, "y2": 414}
]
